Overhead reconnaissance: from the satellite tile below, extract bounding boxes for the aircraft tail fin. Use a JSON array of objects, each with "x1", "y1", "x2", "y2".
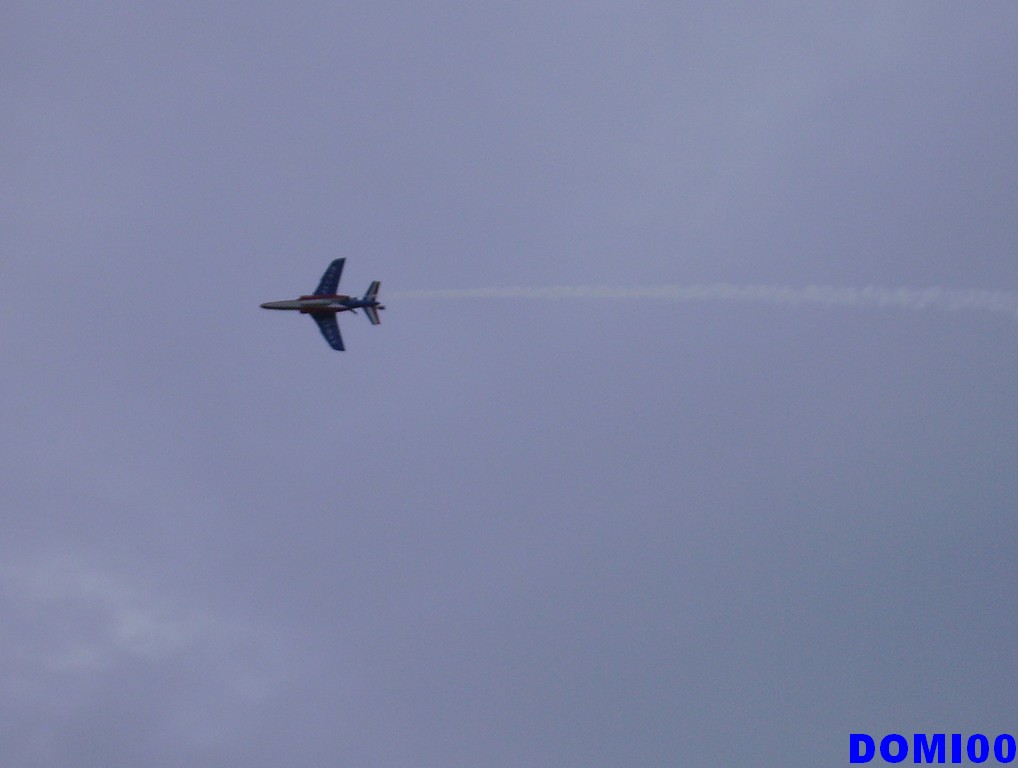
[{"x1": 363, "y1": 281, "x2": 383, "y2": 325}]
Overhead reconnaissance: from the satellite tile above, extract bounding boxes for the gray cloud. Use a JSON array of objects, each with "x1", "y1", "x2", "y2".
[
  {"x1": 0, "y1": 554, "x2": 286, "y2": 764},
  {"x1": 4, "y1": 2, "x2": 1017, "y2": 766}
]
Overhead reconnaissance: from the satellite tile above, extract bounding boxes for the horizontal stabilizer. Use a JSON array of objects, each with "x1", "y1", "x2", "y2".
[{"x1": 363, "y1": 281, "x2": 382, "y2": 325}]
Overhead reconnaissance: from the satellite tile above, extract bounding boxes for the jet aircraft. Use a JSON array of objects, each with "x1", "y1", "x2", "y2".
[{"x1": 260, "y1": 258, "x2": 384, "y2": 351}]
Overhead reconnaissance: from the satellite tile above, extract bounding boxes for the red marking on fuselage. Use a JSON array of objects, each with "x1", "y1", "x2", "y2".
[{"x1": 297, "y1": 294, "x2": 353, "y2": 315}]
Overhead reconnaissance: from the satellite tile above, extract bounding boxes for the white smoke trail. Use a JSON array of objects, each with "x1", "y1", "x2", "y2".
[{"x1": 390, "y1": 284, "x2": 1018, "y2": 321}]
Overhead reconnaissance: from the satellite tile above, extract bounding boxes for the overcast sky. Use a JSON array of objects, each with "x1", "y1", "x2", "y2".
[{"x1": 4, "y1": 3, "x2": 1017, "y2": 766}]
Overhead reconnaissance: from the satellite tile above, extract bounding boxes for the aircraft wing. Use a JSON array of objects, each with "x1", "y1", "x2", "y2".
[
  {"x1": 314, "y1": 258, "x2": 345, "y2": 296},
  {"x1": 311, "y1": 313, "x2": 345, "y2": 351}
]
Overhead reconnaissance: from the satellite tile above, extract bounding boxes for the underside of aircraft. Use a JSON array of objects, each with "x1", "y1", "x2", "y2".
[{"x1": 260, "y1": 259, "x2": 384, "y2": 351}]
